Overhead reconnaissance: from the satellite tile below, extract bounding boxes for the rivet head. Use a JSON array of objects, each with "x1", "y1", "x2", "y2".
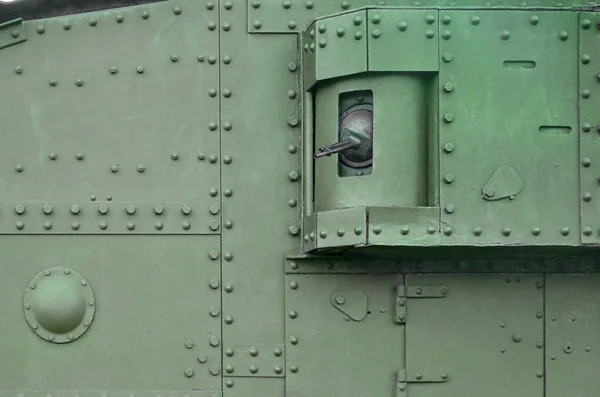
[
  {"x1": 444, "y1": 173, "x2": 454, "y2": 183},
  {"x1": 126, "y1": 204, "x2": 136, "y2": 215},
  {"x1": 116, "y1": 14, "x2": 124, "y2": 23},
  {"x1": 223, "y1": 155, "x2": 232, "y2": 164},
  {"x1": 425, "y1": 29, "x2": 435, "y2": 39},
  {"x1": 442, "y1": 52, "x2": 453, "y2": 62},
  {"x1": 224, "y1": 284, "x2": 233, "y2": 293},
  {"x1": 354, "y1": 226, "x2": 363, "y2": 235},
  {"x1": 70, "y1": 204, "x2": 80, "y2": 214},
  {"x1": 141, "y1": 10, "x2": 149, "y2": 19},
  {"x1": 249, "y1": 365, "x2": 258, "y2": 374},
  {"x1": 583, "y1": 226, "x2": 593, "y2": 236},
  {"x1": 15, "y1": 164, "x2": 23, "y2": 173},
  {"x1": 442, "y1": 15, "x2": 452, "y2": 25},
  {"x1": 444, "y1": 227, "x2": 453, "y2": 236},
  {"x1": 75, "y1": 79, "x2": 83, "y2": 87},
  {"x1": 63, "y1": 21, "x2": 71, "y2": 30},
  {"x1": 582, "y1": 54, "x2": 591, "y2": 64},
  {"x1": 427, "y1": 226, "x2": 436, "y2": 234},
  {"x1": 337, "y1": 27, "x2": 345, "y2": 37},
  {"x1": 443, "y1": 113, "x2": 454, "y2": 123},
  {"x1": 372, "y1": 29, "x2": 381, "y2": 39},
  {"x1": 15, "y1": 65, "x2": 23, "y2": 74},
  {"x1": 208, "y1": 22, "x2": 216, "y2": 31},
  {"x1": 253, "y1": 20, "x2": 262, "y2": 29},
  {"x1": 341, "y1": 0, "x2": 350, "y2": 9},
  {"x1": 337, "y1": 228, "x2": 346, "y2": 237},
  {"x1": 513, "y1": 333, "x2": 522, "y2": 342},
  {"x1": 222, "y1": 22, "x2": 231, "y2": 31},
  {"x1": 473, "y1": 226, "x2": 482, "y2": 236},
  {"x1": 444, "y1": 204, "x2": 455, "y2": 214},
  {"x1": 502, "y1": 227, "x2": 511, "y2": 236},
  {"x1": 290, "y1": 365, "x2": 298, "y2": 373},
  {"x1": 582, "y1": 18, "x2": 591, "y2": 29},
  {"x1": 36, "y1": 25, "x2": 45, "y2": 34},
  {"x1": 532, "y1": 227, "x2": 541, "y2": 236},
  {"x1": 400, "y1": 225, "x2": 410, "y2": 235},
  {"x1": 583, "y1": 192, "x2": 592, "y2": 202},
  {"x1": 561, "y1": 227, "x2": 570, "y2": 236},
  {"x1": 471, "y1": 15, "x2": 480, "y2": 25},
  {"x1": 444, "y1": 142, "x2": 454, "y2": 152},
  {"x1": 170, "y1": 53, "x2": 179, "y2": 62},
  {"x1": 582, "y1": 157, "x2": 591, "y2": 167},
  {"x1": 15, "y1": 204, "x2": 25, "y2": 215},
  {"x1": 558, "y1": 30, "x2": 568, "y2": 40},
  {"x1": 397, "y1": 21, "x2": 408, "y2": 31},
  {"x1": 252, "y1": 1, "x2": 261, "y2": 8},
  {"x1": 288, "y1": 170, "x2": 300, "y2": 181},
  {"x1": 306, "y1": 0, "x2": 314, "y2": 9},
  {"x1": 289, "y1": 225, "x2": 300, "y2": 236},
  {"x1": 582, "y1": 89, "x2": 591, "y2": 99},
  {"x1": 137, "y1": 66, "x2": 145, "y2": 74},
  {"x1": 501, "y1": 30, "x2": 510, "y2": 40},
  {"x1": 425, "y1": 14, "x2": 435, "y2": 24},
  {"x1": 530, "y1": 15, "x2": 539, "y2": 25},
  {"x1": 443, "y1": 82, "x2": 454, "y2": 93},
  {"x1": 173, "y1": 6, "x2": 182, "y2": 14}
]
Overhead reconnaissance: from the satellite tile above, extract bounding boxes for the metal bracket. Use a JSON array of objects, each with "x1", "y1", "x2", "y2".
[
  {"x1": 0, "y1": 18, "x2": 27, "y2": 50},
  {"x1": 395, "y1": 369, "x2": 450, "y2": 397},
  {"x1": 394, "y1": 285, "x2": 448, "y2": 324}
]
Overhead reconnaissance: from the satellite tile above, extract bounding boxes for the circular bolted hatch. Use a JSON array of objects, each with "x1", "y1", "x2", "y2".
[{"x1": 23, "y1": 265, "x2": 96, "y2": 344}]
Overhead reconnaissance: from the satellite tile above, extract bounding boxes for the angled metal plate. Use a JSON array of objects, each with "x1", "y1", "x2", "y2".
[
  {"x1": 406, "y1": 273, "x2": 544, "y2": 397},
  {"x1": 545, "y1": 274, "x2": 600, "y2": 397},
  {"x1": 0, "y1": 18, "x2": 27, "y2": 50},
  {"x1": 303, "y1": 10, "x2": 368, "y2": 88},
  {"x1": 367, "y1": 9, "x2": 439, "y2": 72},
  {"x1": 368, "y1": 207, "x2": 440, "y2": 246},
  {"x1": 316, "y1": 207, "x2": 367, "y2": 248},
  {"x1": 579, "y1": 12, "x2": 600, "y2": 244},
  {"x1": 439, "y1": 11, "x2": 579, "y2": 245}
]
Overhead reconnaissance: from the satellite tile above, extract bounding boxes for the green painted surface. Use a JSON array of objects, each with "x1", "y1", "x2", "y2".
[{"x1": 0, "y1": 0, "x2": 600, "y2": 396}]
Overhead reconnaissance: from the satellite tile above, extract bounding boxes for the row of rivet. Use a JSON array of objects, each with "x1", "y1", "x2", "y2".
[
  {"x1": 287, "y1": 280, "x2": 300, "y2": 376},
  {"x1": 285, "y1": 53, "x2": 302, "y2": 238},
  {"x1": 12, "y1": 394, "x2": 220, "y2": 397},
  {"x1": 10, "y1": 156, "x2": 223, "y2": 173},
  {"x1": 8, "y1": 220, "x2": 214, "y2": 231},
  {"x1": 579, "y1": 18, "x2": 600, "y2": 237},
  {"x1": 32, "y1": 5, "x2": 184, "y2": 35},
  {"x1": 7, "y1": 203, "x2": 214, "y2": 215},
  {"x1": 222, "y1": 346, "x2": 284, "y2": 376}
]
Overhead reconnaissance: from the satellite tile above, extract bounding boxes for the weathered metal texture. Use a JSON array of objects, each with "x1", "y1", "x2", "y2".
[
  {"x1": 579, "y1": 12, "x2": 600, "y2": 244},
  {"x1": 248, "y1": 1, "x2": 596, "y2": 34},
  {"x1": 545, "y1": 274, "x2": 600, "y2": 397},
  {"x1": 219, "y1": 0, "x2": 300, "y2": 367},
  {"x1": 406, "y1": 273, "x2": 544, "y2": 397},
  {"x1": 285, "y1": 273, "x2": 404, "y2": 396},
  {"x1": 439, "y1": 10, "x2": 580, "y2": 246},
  {"x1": 0, "y1": 236, "x2": 221, "y2": 391},
  {"x1": 0, "y1": 0, "x2": 220, "y2": 235}
]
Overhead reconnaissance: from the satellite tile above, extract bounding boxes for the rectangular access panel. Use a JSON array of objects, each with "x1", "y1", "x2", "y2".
[{"x1": 405, "y1": 274, "x2": 544, "y2": 397}]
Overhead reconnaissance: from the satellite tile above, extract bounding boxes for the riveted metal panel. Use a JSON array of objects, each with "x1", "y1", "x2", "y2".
[
  {"x1": 223, "y1": 378, "x2": 284, "y2": 396},
  {"x1": 306, "y1": 10, "x2": 368, "y2": 85},
  {"x1": 285, "y1": 273, "x2": 404, "y2": 397},
  {"x1": 223, "y1": 344, "x2": 286, "y2": 378},
  {"x1": 367, "y1": 9, "x2": 439, "y2": 72},
  {"x1": 316, "y1": 207, "x2": 367, "y2": 248},
  {"x1": 545, "y1": 274, "x2": 600, "y2": 397},
  {"x1": 579, "y1": 12, "x2": 600, "y2": 244},
  {"x1": 406, "y1": 273, "x2": 544, "y2": 397},
  {"x1": 367, "y1": 207, "x2": 440, "y2": 246},
  {"x1": 0, "y1": 1, "x2": 220, "y2": 232},
  {"x1": 439, "y1": 11, "x2": 579, "y2": 246},
  {"x1": 247, "y1": 0, "x2": 316, "y2": 33},
  {"x1": 0, "y1": 201, "x2": 218, "y2": 234},
  {"x1": 219, "y1": 2, "x2": 300, "y2": 347},
  {"x1": 0, "y1": 236, "x2": 221, "y2": 390},
  {"x1": 0, "y1": 18, "x2": 27, "y2": 50},
  {"x1": 0, "y1": 393, "x2": 220, "y2": 397}
]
